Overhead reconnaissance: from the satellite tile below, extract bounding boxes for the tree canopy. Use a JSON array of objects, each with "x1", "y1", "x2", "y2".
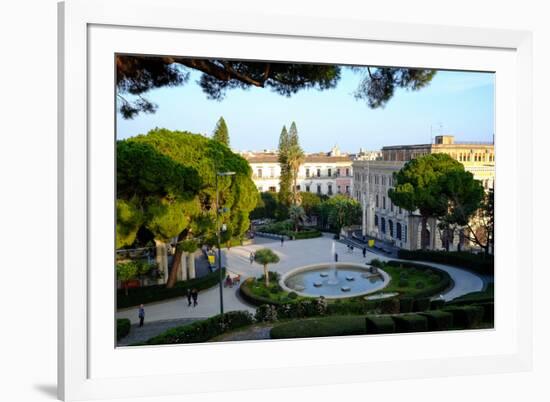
[
  {"x1": 212, "y1": 116, "x2": 230, "y2": 146},
  {"x1": 253, "y1": 248, "x2": 280, "y2": 286},
  {"x1": 116, "y1": 55, "x2": 437, "y2": 118}
]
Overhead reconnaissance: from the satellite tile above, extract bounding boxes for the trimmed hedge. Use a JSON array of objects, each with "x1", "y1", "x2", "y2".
[
  {"x1": 116, "y1": 318, "x2": 131, "y2": 341},
  {"x1": 365, "y1": 315, "x2": 396, "y2": 334},
  {"x1": 144, "y1": 311, "x2": 254, "y2": 345},
  {"x1": 117, "y1": 268, "x2": 226, "y2": 309},
  {"x1": 397, "y1": 249, "x2": 494, "y2": 275},
  {"x1": 475, "y1": 302, "x2": 494, "y2": 323},
  {"x1": 443, "y1": 305, "x2": 485, "y2": 328},
  {"x1": 413, "y1": 297, "x2": 431, "y2": 312},
  {"x1": 270, "y1": 315, "x2": 366, "y2": 339},
  {"x1": 419, "y1": 311, "x2": 454, "y2": 331},
  {"x1": 392, "y1": 314, "x2": 429, "y2": 332},
  {"x1": 239, "y1": 278, "x2": 285, "y2": 306},
  {"x1": 399, "y1": 297, "x2": 414, "y2": 313},
  {"x1": 430, "y1": 299, "x2": 446, "y2": 310}
]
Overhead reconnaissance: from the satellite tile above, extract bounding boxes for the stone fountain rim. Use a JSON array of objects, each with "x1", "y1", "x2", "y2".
[{"x1": 279, "y1": 262, "x2": 390, "y2": 300}]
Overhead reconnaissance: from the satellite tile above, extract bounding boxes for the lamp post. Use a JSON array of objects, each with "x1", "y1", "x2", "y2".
[{"x1": 216, "y1": 171, "x2": 235, "y2": 316}]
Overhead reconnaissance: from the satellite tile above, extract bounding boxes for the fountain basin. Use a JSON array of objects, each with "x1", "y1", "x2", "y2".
[{"x1": 280, "y1": 263, "x2": 390, "y2": 299}]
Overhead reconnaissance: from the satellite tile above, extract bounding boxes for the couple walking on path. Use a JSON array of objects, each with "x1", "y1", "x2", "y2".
[{"x1": 186, "y1": 288, "x2": 199, "y2": 307}]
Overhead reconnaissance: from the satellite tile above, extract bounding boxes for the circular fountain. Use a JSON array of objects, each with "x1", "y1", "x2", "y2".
[{"x1": 279, "y1": 241, "x2": 390, "y2": 299}]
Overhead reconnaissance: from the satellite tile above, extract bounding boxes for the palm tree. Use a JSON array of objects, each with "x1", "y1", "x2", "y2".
[
  {"x1": 253, "y1": 248, "x2": 280, "y2": 287},
  {"x1": 288, "y1": 205, "x2": 306, "y2": 232}
]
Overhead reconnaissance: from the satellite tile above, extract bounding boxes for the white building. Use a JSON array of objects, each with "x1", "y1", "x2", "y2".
[{"x1": 242, "y1": 146, "x2": 354, "y2": 196}]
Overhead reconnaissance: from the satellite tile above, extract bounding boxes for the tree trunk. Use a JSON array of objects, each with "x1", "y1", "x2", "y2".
[
  {"x1": 154, "y1": 240, "x2": 168, "y2": 284},
  {"x1": 264, "y1": 265, "x2": 269, "y2": 287},
  {"x1": 420, "y1": 216, "x2": 430, "y2": 250},
  {"x1": 166, "y1": 232, "x2": 187, "y2": 288},
  {"x1": 188, "y1": 252, "x2": 196, "y2": 279}
]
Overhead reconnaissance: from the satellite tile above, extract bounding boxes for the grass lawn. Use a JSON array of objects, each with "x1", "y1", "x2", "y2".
[{"x1": 377, "y1": 263, "x2": 449, "y2": 298}]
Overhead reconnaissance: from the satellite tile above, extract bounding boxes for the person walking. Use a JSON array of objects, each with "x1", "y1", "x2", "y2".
[
  {"x1": 362, "y1": 247, "x2": 367, "y2": 258},
  {"x1": 138, "y1": 304, "x2": 145, "y2": 327},
  {"x1": 186, "y1": 288, "x2": 192, "y2": 306},
  {"x1": 334, "y1": 252, "x2": 338, "y2": 263},
  {"x1": 191, "y1": 288, "x2": 198, "y2": 307},
  {"x1": 280, "y1": 236, "x2": 284, "y2": 247},
  {"x1": 249, "y1": 252, "x2": 254, "y2": 264}
]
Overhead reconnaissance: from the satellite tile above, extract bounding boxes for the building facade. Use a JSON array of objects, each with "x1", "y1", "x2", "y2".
[
  {"x1": 352, "y1": 135, "x2": 495, "y2": 251},
  {"x1": 242, "y1": 146, "x2": 354, "y2": 197}
]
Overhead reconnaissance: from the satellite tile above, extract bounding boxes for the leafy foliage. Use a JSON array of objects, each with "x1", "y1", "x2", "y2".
[
  {"x1": 212, "y1": 116, "x2": 230, "y2": 146},
  {"x1": 116, "y1": 55, "x2": 436, "y2": 118},
  {"x1": 254, "y1": 248, "x2": 280, "y2": 286}
]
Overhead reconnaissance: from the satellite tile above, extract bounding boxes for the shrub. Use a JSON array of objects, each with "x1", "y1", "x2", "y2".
[
  {"x1": 288, "y1": 291, "x2": 298, "y2": 300},
  {"x1": 239, "y1": 278, "x2": 283, "y2": 306},
  {"x1": 444, "y1": 305, "x2": 485, "y2": 329},
  {"x1": 430, "y1": 299, "x2": 446, "y2": 310},
  {"x1": 419, "y1": 311, "x2": 453, "y2": 331},
  {"x1": 259, "y1": 271, "x2": 281, "y2": 283},
  {"x1": 475, "y1": 302, "x2": 494, "y2": 323},
  {"x1": 428, "y1": 274, "x2": 441, "y2": 284},
  {"x1": 370, "y1": 259, "x2": 384, "y2": 268},
  {"x1": 397, "y1": 249, "x2": 494, "y2": 275},
  {"x1": 392, "y1": 314, "x2": 429, "y2": 333},
  {"x1": 365, "y1": 315, "x2": 396, "y2": 334},
  {"x1": 116, "y1": 318, "x2": 131, "y2": 341},
  {"x1": 270, "y1": 285, "x2": 282, "y2": 294},
  {"x1": 117, "y1": 268, "x2": 225, "y2": 309},
  {"x1": 385, "y1": 261, "x2": 452, "y2": 298},
  {"x1": 399, "y1": 297, "x2": 414, "y2": 313},
  {"x1": 270, "y1": 316, "x2": 366, "y2": 339},
  {"x1": 380, "y1": 298, "x2": 400, "y2": 314},
  {"x1": 255, "y1": 304, "x2": 278, "y2": 322},
  {"x1": 413, "y1": 297, "x2": 431, "y2": 312},
  {"x1": 415, "y1": 281, "x2": 425, "y2": 290},
  {"x1": 398, "y1": 278, "x2": 409, "y2": 287},
  {"x1": 145, "y1": 311, "x2": 254, "y2": 345}
]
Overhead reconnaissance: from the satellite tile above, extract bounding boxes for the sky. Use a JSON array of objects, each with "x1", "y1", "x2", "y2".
[{"x1": 116, "y1": 63, "x2": 494, "y2": 154}]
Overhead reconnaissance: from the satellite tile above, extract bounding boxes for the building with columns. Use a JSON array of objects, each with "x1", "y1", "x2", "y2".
[
  {"x1": 352, "y1": 135, "x2": 495, "y2": 251},
  {"x1": 242, "y1": 146, "x2": 354, "y2": 197}
]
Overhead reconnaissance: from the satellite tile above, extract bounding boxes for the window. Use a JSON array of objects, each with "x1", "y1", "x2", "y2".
[
  {"x1": 375, "y1": 215, "x2": 378, "y2": 227},
  {"x1": 328, "y1": 184, "x2": 333, "y2": 195},
  {"x1": 346, "y1": 168, "x2": 350, "y2": 176},
  {"x1": 383, "y1": 196, "x2": 386, "y2": 209},
  {"x1": 337, "y1": 185, "x2": 341, "y2": 193},
  {"x1": 317, "y1": 184, "x2": 321, "y2": 194},
  {"x1": 257, "y1": 168, "x2": 262, "y2": 178},
  {"x1": 268, "y1": 186, "x2": 276, "y2": 192},
  {"x1": 396, "y1": 222, "x2": 402, "y2": 240},
  {"x1": 381, "y1": 217, "x2": 386, "y2": 233},
  {"x1": 306, "y1": 185, "x2": 310, "y2": 192},
  {"x1": 388, "y1": 220, "x2": 393, "y2": 237},
  {"x1": 328, "y1": 168, "x2": 332, "y2": 177},
  {"x1": 306, "y1": 168, "x2": 310, "y2": 178},
  {"x1": 296, "y1": 185, "x2": 301, "y2": 191},
  {"x1": 376, "y1": 194, "x2": 379, "y2": 208},
  {"x1": 346, "y1": 185, "x2": 350, "y2": 194},
  {"x1": 336, "y1": 168, "x2": 341, "y2": 176},
  {"x1": 403, "y1": 225, "x2": 407, "y2": 242},
  {"x1": 317, "y1": 169, "x2": 321, "y2": 177}
]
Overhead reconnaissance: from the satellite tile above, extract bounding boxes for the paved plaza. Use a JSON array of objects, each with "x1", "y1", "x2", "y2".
[{"x1": 117, "y1": 235, "x2": 487, "y2": 327}]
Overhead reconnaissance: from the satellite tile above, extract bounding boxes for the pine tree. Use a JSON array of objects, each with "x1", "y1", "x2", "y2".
[
  {"x1": 212, "y1": 116, "x2": 230, "y2": 146},
  {"x1": 277, "y1": 125, "x2": 292, "y2": 206},
  {"x1": 287, "y1": 122, "x2": 305, "y2": 205}
]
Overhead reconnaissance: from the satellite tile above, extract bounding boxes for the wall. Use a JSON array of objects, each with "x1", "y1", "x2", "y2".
[{"x1": 0, "y1": 1, "x2": 547, "y2": 401}]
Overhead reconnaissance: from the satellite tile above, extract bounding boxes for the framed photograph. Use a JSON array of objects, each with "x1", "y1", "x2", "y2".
[{"x1": 58, "y1": 0, "x2": 533, "y2": 400}]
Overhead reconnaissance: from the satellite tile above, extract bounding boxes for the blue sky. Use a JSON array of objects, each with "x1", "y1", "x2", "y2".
[{"x1": 116, "y1": 65, "x2": 494, "y2": 153}]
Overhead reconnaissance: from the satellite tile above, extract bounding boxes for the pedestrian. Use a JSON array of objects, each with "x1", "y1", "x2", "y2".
[
  {"x1": 281, "y1": 236, "x2": 284, "y2": 247},
  {"x1": 186, "y1": 288, "x2": 192, "y2": 306},
  {"x1": 350, "y1": 244, "x2": 354, "y2": 253},
  {"x1": 191, "y1": 288, "x2": 198, "y2": 307},
  {"x1": 334, "y1": 252, "x2": 338, "y2": 262},
  {"x1": 362, "y1": 247, "x2": 367, "y2": 258},
  {"x1": 249, "y1": 252, "x2": 254, "y2": 264},
  {"x1": 138, "y1": 304, "x2": 145, "y2": 327}
]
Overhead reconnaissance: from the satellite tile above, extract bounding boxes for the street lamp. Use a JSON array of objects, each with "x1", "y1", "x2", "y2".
[{"x1": 216, "y1": 171, "x2": 235, "y2": 316}]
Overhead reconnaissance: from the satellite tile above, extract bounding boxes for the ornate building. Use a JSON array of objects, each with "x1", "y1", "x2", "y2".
[
  {"x1": 352, "y1": 135, "x2": 495, "y2": 251},
  {"x1": 242, "y1": 146, "x2": 354, "y2": 197}
]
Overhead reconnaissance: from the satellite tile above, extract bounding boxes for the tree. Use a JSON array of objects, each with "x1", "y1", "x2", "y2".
[
  {"x1": 287, "y1": 122, "x2": 305, "y2": 205},
  {"x1": 277, "y1": 125, "x2": 292, "y2": 206},
  {"x1": 436, "y1": 169, "x2": 485, "y2": 251},
  {"x1": 288, "y1": 205, "x2": 306, "y2": 232},
  {"x1": 462, "y1": 187, "x2": 494, "y2": 255},
  {"x1": 253, "y1": 248, "x2": 280, "y2": 287},
  {"x1": 116, "y1": 260, "x2": 152, "y2": 295},
  {"x1": 325, "y1": 195, "x2": 361, "y2": 235},
  {"x1": 299, "y1": 192, "x2": 322, "y2": 217},
  {"x1": 388, "y1": 154, "x2": 468, "y2": 249},
  {"x1": 116, "y1": 55, "x2": 436, "y2": 118},
  {"x1": 212, "y1": 116, "x2": 230, "y2": 146}
]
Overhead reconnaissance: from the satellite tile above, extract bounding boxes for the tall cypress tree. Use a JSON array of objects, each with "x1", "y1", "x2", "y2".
[
  {"x1": 287, "y1": 122, "x2": 305, "y2": 205},
  {"x1": 212, "y1": 116, "x2": 230, "y2": 146},
  {"x1": 278, "y1": 125, "x2": 292, "y2": 207}
]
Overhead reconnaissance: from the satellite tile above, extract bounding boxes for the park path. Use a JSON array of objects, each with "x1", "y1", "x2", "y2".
[{"x1": 117, "y1": 235, "x2": 486, "y2": 325}]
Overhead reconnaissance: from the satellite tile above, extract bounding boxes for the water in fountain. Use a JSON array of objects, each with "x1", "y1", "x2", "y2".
[{"x1": 327, "y1": 241, "x2": 339, "y2": 285}]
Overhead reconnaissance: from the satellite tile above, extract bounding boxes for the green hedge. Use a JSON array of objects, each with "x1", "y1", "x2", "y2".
[
  {"x1": 287, "y1": 229, "x2": 322, "y2": 240},
  {"x1": 144, "y1": 311, "x2": 254, "y2": 345},
  {"x1": 475, "y1": 302, "x2": 494, "y2": 323},
  {"x1": 419, "y1": 311, "x2": 454, "y2": 331},
  {"x1": 239, "y1": 278, "x2": 285, "y2": 306},
  {"x1": 443, "y1": 305, "x2": 485, "y2": 328},
  {"x1": 270, "y1": 315, "x2": 366, "y2": 339},
  {"x1": 365, "y1": 315, "x2": 396, "y2": 334},
  {"x1": 399, "y1": 297, "x2": 414, "y2": 313},
  {"x1": 430, "y1": 299, "x2": 446, "y2": 310},
  {"x1": 413, "y1": 297, "x2": 431, "y2": 312},
  {"x1": 397, "y1": 250, "x2": 493, "y2": 275},
  {"x1": 448, "y1": 284, "x2": 494, "y2": 306},
  {"x1": 116, "y1": 318, "x2": 131, "y2": 341},
  {"x1": 117, "y1": 268, "x2": 225, "y2": 309},
  {"x1": 392, "y1": 314, "x2": 429, "y2": 332}
]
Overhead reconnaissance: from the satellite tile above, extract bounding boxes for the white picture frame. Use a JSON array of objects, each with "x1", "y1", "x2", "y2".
[{"x1": 58, "y1": 0, "x2": 533, "y2": 400}]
